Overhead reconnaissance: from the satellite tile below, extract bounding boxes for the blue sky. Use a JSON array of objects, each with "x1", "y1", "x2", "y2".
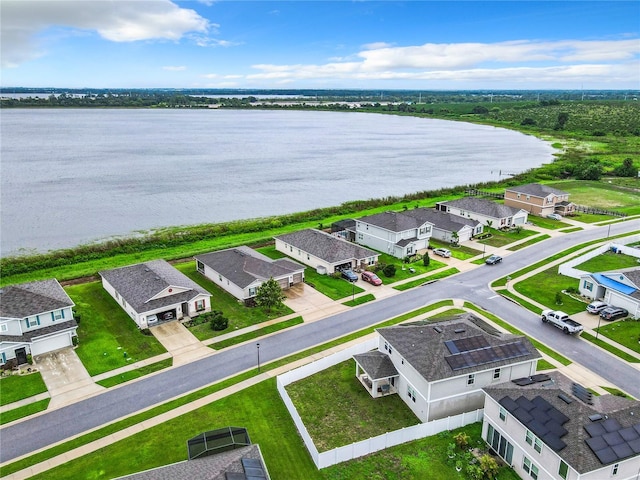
[{"x1": 1, "y1": 1, "x2": 639, "y2": 90}]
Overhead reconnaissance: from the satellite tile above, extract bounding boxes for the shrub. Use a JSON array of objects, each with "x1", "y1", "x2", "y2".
[
  {"x1": 423, "y1": 253, "x2": 430, "y2": 267},
  {"x1": 555, "y1": 292, "x2": 563, "y2": 305},
  {"x1": 382, "y1": 264, "x2": 397, "y2": 277},
  {"x1": 209, "y1": 311, "x2": 229, "y2": 331},
  {"x1": 479, "y1": 454, "x2": 500, "y2": 479},
  {"x1": 454, "y1": 431, "x2": 470, "y2": 449}
]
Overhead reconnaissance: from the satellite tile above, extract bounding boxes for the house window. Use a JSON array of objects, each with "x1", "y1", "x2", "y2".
[
  {"x1": 467, "y1": 374, "x2": 475, "y2": 385},
  {"x1": 218, "y1": 274, "x2": 223, "y2": 282},
  {"x1": 307, "y1": 254, "x2": 310, "y2": 260},
  {"x1": 368, "y1": 257, "x2": 376, "y2": 265},
  {"x1": 558, "y1": 461, "x2": 569, "y2": 479},
  {"x1": 290, "y1": 246, "x2": 293, "y2": 252},
  {"x1": 0, "y1": 352, "x2": 6, "y2": 365},
  {"x1": 525, "y1": 430, "x2": 543, "y2": 453},
  {"x1": 499, "y1": 407, "x2": 507, "y2": 421},
  {"x1": 486, "y1": 423, "x2": 513, "y2": 464},
  {"x1": 195, "y1": 300, "x2": 206, "y2": 311},
  {"x1": 1, "y1": 323, "x2": 8, "y2": 332},
  {"x1": 612, "y1": 463, "x2": 619, "y2": 475},
  {"x1": 358, "y1": 233, "x2": 364, "y2": 241},
  {"x1": 493, "y1": 368, "x2": 501, "y2": 379},
  {"x1": 115, "y1": 291, "x2": 120, "y2": 300},
  {"x1": 407, "y1": 386, "x2": 416, "y2": 402},
  {"x1": 249, "y1": 287, "x2": 257, "y2": 296},
  {"x1": 583, "y1": 280, "x2": 593, "y2": 291},
  {"x1": 53, "y1": 310, "x2": 64, "y2": 320},
  {"x1": 523, "y1": 457, "x2": 538, "y2": 479},
  {"x1": 517, "y1": 193, "x2": 521, "y2": 199},
  {"x1": 298, "y1": 249, "x2": 301, "y2": 254},
  {"x1": 526, "y1": 195, "x2": 530, "y2": 200},
  {"x1": 27, "y1": 316, "x2": 40, "y2": 328},
  {"x1": 197, "y1": 260, "x2": 204, "y2": 272}
]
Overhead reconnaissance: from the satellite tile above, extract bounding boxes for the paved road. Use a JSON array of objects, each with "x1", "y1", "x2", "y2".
[{"x1": 2, "y1": 220, "x2": 640, "y2": 464}]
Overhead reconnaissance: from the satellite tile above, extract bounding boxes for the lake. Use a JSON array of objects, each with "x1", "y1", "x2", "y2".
[{"x1": 0, "y1": 109, "x2": 555, "y2": 256}]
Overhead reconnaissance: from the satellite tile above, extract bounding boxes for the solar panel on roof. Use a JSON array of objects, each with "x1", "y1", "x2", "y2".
[
  {"x1": 619, "y1": 427, "x2": 640, "y2": 442},
  {"x1": 629, "y1": 438, "x2": 640, "y2": 454},
  {"x1": 444, "y1": 340, "x2": 530, "y2": 370},
  {"x1": 603, "y1": 431, "x2": 625, "y2": 447},
  {"x1": 444, "y1": 340, "x2": 460, "y2": 354},
  {"x1": 602, "y1": 418, "x2": 623, "y2": 433},
  {"x1": 541, "y1": 433, "x2": 567, "y2": 452},
  {"x1": 452, "y1": 335, "x2": 489, "y2": 352},
  {"x1": 585, "y1": 418, "x2": 640, "y2": 464},
  {"x1": 594, "y1": 446, "x2": 618, "y2": 464},
  {"x1": 585, "y1": 423, "x2": 607, "y2": 437}
]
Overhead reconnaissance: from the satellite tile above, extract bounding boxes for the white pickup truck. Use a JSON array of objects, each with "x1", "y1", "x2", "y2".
[{"x1": 541, "y1": 310, "x2": 584, "y2": 335}]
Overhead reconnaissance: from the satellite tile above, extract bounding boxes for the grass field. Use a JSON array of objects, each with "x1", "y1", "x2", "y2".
[
  {"x1": 575, "y1": 250, "x2": 640, "y2": 272},
  {"x1": 67, "y1": 282, "x2": 167, "y2": 376},
  {"x1": 0, "y1": 372, "x2": 47, "y2": 406}
]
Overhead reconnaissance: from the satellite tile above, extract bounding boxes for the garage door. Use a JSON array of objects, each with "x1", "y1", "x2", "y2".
[
  {"x1": 277, "y1": 278, "x2": 289, "y2": 290},
  {"x1": 605, "y1": 292, "x2": 639, "y2": 317},
  {"x1": 31, "y1": 333, "x2": 72, "y2": 356},
  {"x1": 292, "y1": 272, "x2": 303, "y2": 284}
]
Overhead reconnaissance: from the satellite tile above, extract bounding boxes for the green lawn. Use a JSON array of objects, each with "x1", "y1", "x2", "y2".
[
  {"x1": 513, "y1": 266, "x2": 589, "y2": 314},
  {"x1": 96, "y1": 359, "x2": 174, "y2": 388},
  {"x1": 174, "y1": 262, "x2": 294, "y2": 340},
  {"x1": 581, "y1": 332, "x2": 640, "y2": 363},
  {"x1": 0, "y1": 399, "x2": 50, "y2": 425},
  {"x1": 550, "y1": 180, "x2": 640, "y2": 216},
  {"x1": 209, "y1": 316, "x2": 304, "y2": 349},
  {"x1": 477, "y1": 227, "x2": 539, "y2": 248},
  {"x1": 0, "y1": 372, "x2": 47, "y2": 406},
  {"x1": 304, "y1": 269, "x2": 365, "y2": 300},
  {"x1": 343, "y1": 293, "x2": 376, "y2": 307},
  {"x1": 66, "y1": 282, "x2": 167, "y2": 376},
  {"x1": 287, "y1": 359, "x2": 420, "y2": 451},
  {"x1": 575, "y1": 250, "x2": 640, "y2": 272},
  {"x1": 393, "y1": 268, "x2": 460, "y2": 291},
  {"x1": 427, "y1": 239, "x2": 483, "y2": 260},
  {"x1": 596, "y1": 318, "x2": 640, "y2": 354},
  {"x1": 508, "y1": 234, "x2": 551, "y2": 251},
  {"x1": 526, "y1": 216, "x2": 572, "y2": 230}
]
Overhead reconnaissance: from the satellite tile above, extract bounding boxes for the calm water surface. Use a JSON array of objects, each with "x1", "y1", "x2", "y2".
[{"x1": 1, "y1": 109, "x2": 555, "y2": 256}]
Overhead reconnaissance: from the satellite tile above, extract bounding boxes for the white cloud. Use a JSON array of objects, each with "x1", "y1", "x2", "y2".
[
  {"x1": 163, "y1": 65, "x2": 186, "y2": 71},
  {"x1": 1, "y1": 0, "x2": 210, "y2": 67}
]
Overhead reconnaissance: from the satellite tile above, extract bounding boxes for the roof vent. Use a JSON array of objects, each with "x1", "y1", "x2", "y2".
[
  {"x1": 155, "y1": 276, "x2": 161, "y2": 281},
  {"x1": 572, "y1": 383, "x2": 593, "y2": 405},
  {"x1": 558, "y1": 394, "x2": 573, "y2": 404},
  {"x1": 589, "y1": 414, "x2": 603, "y2": 422},
  {"x1": 454, "y1": 328, "x2": 465, "y2": 334},
  {"x1": 433, "y1": 326, "x2": 443, "y2": 333}
]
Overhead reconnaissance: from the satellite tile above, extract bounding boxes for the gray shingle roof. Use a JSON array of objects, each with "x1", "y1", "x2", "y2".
[
  {"x1": 353, "y1": 351, "x2": 399, "y2": 380},
  {"x1": 0, "y1": 279, "x2": 74, "y2": 319},
  {"x1": 120, "y1": 444, "x2": 268, "y2": 480},
  {"x1": 378, "y1": 313, "x2": 540, "y2": 382},
  {"x1": 484, "y1": 371, "x2": 640, "y2": 474},
  {"x1": 274, "y1": 229, "x2": 378, "y2": 264},
  {"x1": 358, "y1": 211, "x2": 428, "y2": 232},
  {"x1": 403, "y1": 208, "x2": 480, "y2": 232},
  {"x1": 506, "y1": 183, "x2": 568, "y2": 197},
  {"x1": 0, "y1": 319, "x2": 78, "y2": 343},
  {"x1": 99, "y1": 260, "x2": 210, "y2": 315},
  {"x1": 438, "y1": 198, "x2": 524, "y2": 219},
  {"x1": 195, "y1": 247, "x2": 305, "y2": 289}
]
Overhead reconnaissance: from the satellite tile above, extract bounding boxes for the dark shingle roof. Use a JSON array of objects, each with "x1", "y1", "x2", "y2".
[
  {"x1": 378, "y1": 313, "x2": 540, "y2": 382},
  {"x1": 274, "y1": 229, "x2": 378, "y2": 264},
  {"x1": 0, "y1": 319, "x2": 78, "y2": 343},
  {"x1": 0, "y1": 279, "x2": 74, "y2": 319},
  {"x1": 358, "y1": 211, "x2": 428, "y2": 232},
  {"x1": 403, "y1": 208, "x2": 480, "y2": 232},
  {"x1": 438, "y1": 198, "x2": 524, "y2": 219},
  {"x1": 353, "y1": 351, "x2": 399, "y2": 380},
  {"x1": 120, "y1": 444, "x2": 268, "y2": 480},
  {"x1": 195, "y1": 247, "x2": 305, "y2": 289},
  {"x1": 99, "y1": 260, "x2": 210, "y2": 314},
  {"x1": 484, "y1": 372, "x2": 640, "y2": 474},
  {"x1": 506, "y1": 183, "x2": 568, "y2": 197}
]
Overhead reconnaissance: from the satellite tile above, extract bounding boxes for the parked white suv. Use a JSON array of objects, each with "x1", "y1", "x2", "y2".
[
  {"x1": 433, "y1": 248, "x2": 451, "y2": 258},
  {"x1": 586, "y1": 301, "x2": 608, "y2": 314}
]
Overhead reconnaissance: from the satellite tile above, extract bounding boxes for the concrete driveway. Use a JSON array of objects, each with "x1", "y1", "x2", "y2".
[
  {"x1": 150, "y1": 321, "x2": 214, "y2": 366},
  {"x1": 284, "y1": 283, "x2": 349, "y2": 321},
  {"x1": 34, "y1": 348, "x2": 104, "y2": 409}
]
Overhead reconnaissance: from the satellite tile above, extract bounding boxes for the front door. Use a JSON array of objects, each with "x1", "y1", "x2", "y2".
[{"x1": 15, "y1": 347, "x2": 28, "y2": 365}]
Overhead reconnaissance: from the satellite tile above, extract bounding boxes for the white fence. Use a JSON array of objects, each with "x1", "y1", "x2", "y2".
[
  {"x1": 277, "y1": 339, "x2": 483, "y2": 469},
  {"x1": 558, "y1": 236, "x2": 640, "y2": 279}
]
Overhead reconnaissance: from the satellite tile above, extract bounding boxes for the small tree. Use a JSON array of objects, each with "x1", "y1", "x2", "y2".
[
  {"x1": 454, "y1": 431, "x2": 470, "y2": 449},
  {"x1": 255, "y1": 277, "x2": 286, "y2": 313},
  {"x1": 555, "y1": 291, "x2": 563, "y2": 305},
  {"x1": 209, "y1": 310, "x2": 229, "y2": 331},
  {"x1": 451, "y1": 231, "x2": 459, "y2": 246},
  {"x1": 382, "y1": 264, "x2": 396, "y2": 277},
  {"x1": 479, "y1": 454, "x2": 500, "y2": 479},
  {"x1": 423, "y1": 252, "x2": 430, "y2": 267}
]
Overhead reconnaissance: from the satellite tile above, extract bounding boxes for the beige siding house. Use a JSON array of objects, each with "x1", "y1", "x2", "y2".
[
  {"x1": 274, "y1": 229, "x2": 379, "y2": 274},
  {"x1": 436, "y1": 197, "x2": 528, "y2": 228},
  {"x1": 353, "y1": 313, "x2": 540, "y2": 423},
  {"x1": 504, "y1": 183, "x2": 575, "y2": 217},
  {"x1": 195, "y1": 246, "x2": 305, "y2": 304}
]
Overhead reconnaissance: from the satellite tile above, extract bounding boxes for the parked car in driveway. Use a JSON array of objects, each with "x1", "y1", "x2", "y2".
[
  {"x1": 340, "y1": 269, "x2": 358, "y2": 282},
  {"x1": 547, "y1": 213, "x2": 562, "y2": 221},
  {"x1": 586, "y1": 301, "x2": 609, "y2": 314},
  {"x1": 485, "y1": 255, "x2": 503, "y2": 265},
  {"x1": 433, "y1": 248, "x2": 451, "y2": 258},
  {"x1": 599, "y1": 306, "x2": 629, "y2": 321},
  {"x1": 361, "y1": 271, "x2": 382, "y2": 286}
]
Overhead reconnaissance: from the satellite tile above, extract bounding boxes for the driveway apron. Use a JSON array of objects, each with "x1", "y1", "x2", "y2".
[
  {"x1": 283, "y1": 283, "x2": 349, "y2": 321},
  {"x1": 34, "y1": 347, "x2": 104, "y2": 409},
  {"x1": 150, "y1": 321, "x2": 214, "y2": 366}
]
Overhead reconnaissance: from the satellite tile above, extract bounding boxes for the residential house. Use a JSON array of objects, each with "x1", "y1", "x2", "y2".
[
  {"x1": 353, "y1": 210, "x2": 434, "y2": 259},
  {"x1": 504, "y1": 183, "x2": 575, "y2": 217},
  {"x1": 0, "y1": 279, "x2": 77, "y2": 366},
  {"x1": 436, "y1": 197, "x2": 528, "y2": 228},
  {"x1": 274, "y1": 228, "x2": 379, "y2": 274},
  {"x1": 99, "y1": 259, "x2": 212, "y2": 329},
  {"x1": 195, "y1": 246, "x2": 305, "y2": 304},
  {"x1": 404, "y1": 208, "x2": 483, "y2": 244},
  {"x1": 579, "y1": 268, "x2": 640, "y2": 318},
  {"x1": 483, "y1": 371, "x2": 640, "y2": 480},
  {"x1": 353, "y1": 313, "x2": 540, "y2": 422}
]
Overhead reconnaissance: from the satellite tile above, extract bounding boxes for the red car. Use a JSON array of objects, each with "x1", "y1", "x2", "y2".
[{"x1": 361, "y1": 271, "x2": 383, "y2": 286}]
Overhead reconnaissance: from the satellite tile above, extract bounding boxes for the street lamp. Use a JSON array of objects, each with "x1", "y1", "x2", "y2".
[
  {"x1": 595, "y1": 316, "x2": 602, "y2": 341},
  {"x1": 256, "y1": 343, "x2": 261, "y2": 373}
]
